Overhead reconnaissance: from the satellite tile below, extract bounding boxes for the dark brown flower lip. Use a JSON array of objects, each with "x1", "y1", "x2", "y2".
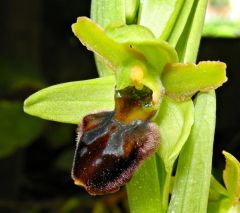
[
  {"x1": 71, "y1": 111, "x2": 160, "y2": 195},
  {"x1": 72, "y1": 86, "x2": 160, "y2": 195}
]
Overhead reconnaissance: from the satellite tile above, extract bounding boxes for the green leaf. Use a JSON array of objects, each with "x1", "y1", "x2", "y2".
[
  {"x1": 168, "y1": 91, "x2": 216, "y2": 213},
  {"x1": 0, "y1": 101, "x2": 44, "y2": 158},
  {"x1": 138, "y1": 0, "x2": 185, "y2": 39},
  {"x1": 162, "y1": 61, "x2": 227, "y2": 101},
  {"x1": 223, "y1": 151, "x2": 240, "y2": 202},
  {"x1": 168, "y1": 0, "x2": 195, "y2": 47},
  {"x1": 24, "y1": 76, "x2": 115, "y2": 124},
  {"x1": 127, "y1": 155, "x2": 162, "y2": 213},
  {"x1": 91, "y1": 0, "x2": 126, "y2": 28},
  {"x1": 125, "y1": 0, "x2": 140, "y2": 24},
  {"x1": 174, "y1": 0, "x2": 208, "y2": 62},
  {"x1": 154, "y1": 97, "x2": 194, "y2": 172}
]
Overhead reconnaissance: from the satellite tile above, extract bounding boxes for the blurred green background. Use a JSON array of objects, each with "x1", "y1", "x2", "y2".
[
  {"x1": 203, "y1": 0, "x2": 240, "y2": 37},
  {"x1": 0, "y1": 0, "x2": 239, "y2": 212}
]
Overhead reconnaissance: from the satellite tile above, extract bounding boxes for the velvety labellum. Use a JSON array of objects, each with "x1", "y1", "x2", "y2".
[
  {"x1": 72, "y1": 111, "x2": 159, "y2": 195},
  {"x1": 72, "y1": 87, "x2": 160, "y2": 195}
]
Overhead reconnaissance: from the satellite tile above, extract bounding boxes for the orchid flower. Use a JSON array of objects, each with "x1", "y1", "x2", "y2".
[{"x1": 24, "y1": 17, "x2": 226, "y2": 195}]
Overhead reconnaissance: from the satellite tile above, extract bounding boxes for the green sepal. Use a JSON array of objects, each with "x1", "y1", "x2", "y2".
[
  {"x1": 24, "y1": 76, "x2": 115, "y2": 124},
  {"x1": 162, "y1": 61, "x2": 227, "y2": 101},
  {"x1": 72, "y1": 17, "x2": 139, "y2": 71}
]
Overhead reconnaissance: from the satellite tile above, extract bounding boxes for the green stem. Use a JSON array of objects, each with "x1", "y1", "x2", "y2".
[
  {"x1": 155, "y1": 155, "x2": 172, "y2": 212},
  {"x1": 127, "y1": 155, "x2": 162, "y2": 213}
]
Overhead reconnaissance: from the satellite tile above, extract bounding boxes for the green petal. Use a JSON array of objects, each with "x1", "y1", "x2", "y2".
[
  {"x1": 131, "y1": 40, "x2": 178, "y2": 73},
  {"x1": 24, "y1": 76, "x2": 115, "y2": 124},
  {"x1": 106, "y1": 24, "x2": 155, "y2": 42},
  {"x1": 106, "y1": 24, "x2": 178, "y2": 74},
  {"x1": 162, "y1": 61, "x2": 227, "y2": 101},
  {"x1": 154, "y1": 96, "x2": 194, "y2": 172}
]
